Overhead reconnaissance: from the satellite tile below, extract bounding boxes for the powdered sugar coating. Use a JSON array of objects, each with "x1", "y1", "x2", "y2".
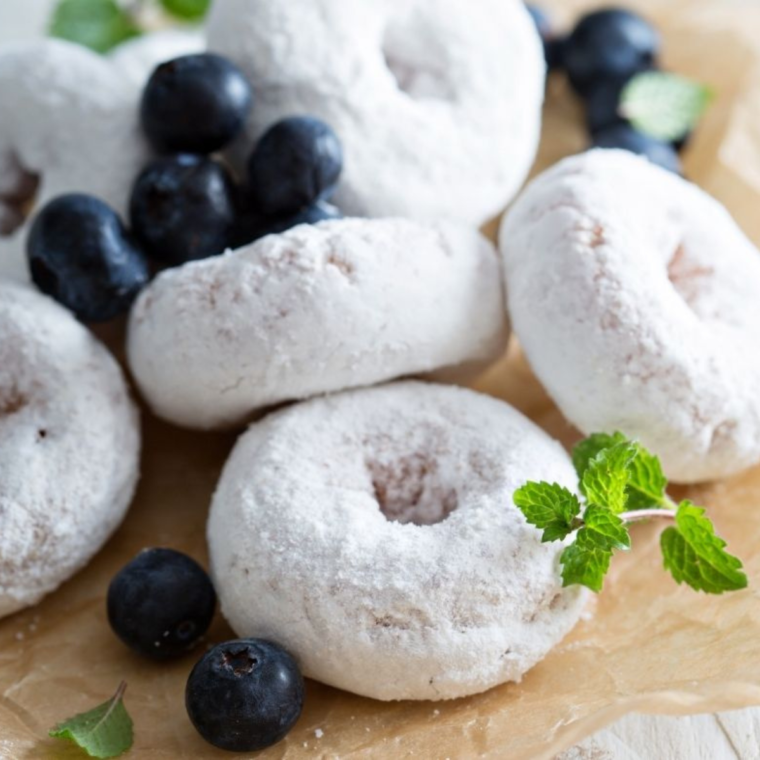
[
  {"x1": 208, "y1": 381, "x2": 587, "y2": 701},
  {"x1": 0, "y1": 40, "x2": 148, "y2": 282},
  {"x1": 0, "y1": 282, "x2": 140, "y2": 618},
  {"x1": 127, "y1": 218, "x2": 508, "y2": 430},
  {"x1": 109, "y1": 30, "x2": 205, "y2": 88},
  {"x1": 207, "y1": 0, "x2": 544, "y2": 225},
  {"x1": 500, "y1": 150, "x2": 760, "y2": 483}
]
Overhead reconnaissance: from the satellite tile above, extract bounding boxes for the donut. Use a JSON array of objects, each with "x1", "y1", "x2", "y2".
[
  {"x1": 500, "y1": 149, "x2": 760, "y2": 483},
  {"x1": 207, "y1": 0, "x2": 544, "y2": 225},
  {"x1": 0, "y1": 40, "x2": 147, "y2": 282},
  {"x1": 0, "y1": 281, "x2": 140, "y2": 618},
  {"x1": 109, "y1": 30, "x2": 205, "y2": 87},
  {"x1": 208, "y1": 381, "x2": 588, "y2": 701},
  {"x1": 127, "y1": 217, "x2": 508, "y2": 430}
]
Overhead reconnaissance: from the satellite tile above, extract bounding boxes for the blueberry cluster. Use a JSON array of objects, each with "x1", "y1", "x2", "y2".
[
  {"x1": 27, "y1": 53, "x2": 344, "y2": 323},
  {"x1": 528, "y1": 6, "x2": 682, "y2": 174},
  {"x1": 108, "y1": 548, "x2": 304, "y2": 752}
]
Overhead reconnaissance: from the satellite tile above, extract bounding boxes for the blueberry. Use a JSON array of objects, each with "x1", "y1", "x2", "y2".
[
  {"x1": 232, "y1": 200, "x2": 342, "y2": 248},
  {"x1": 130, "y1": 154, "x2": 237, "y2": 267},
  {"x1": 526, "y1": 5, "x2": 565, "y2": 70},
  {"x1": 141, "y1": 53, "x2": 253, "y2": 154},
  {"x1": 186, "y1": 639, "x2": 304, "y2": 752},
  {"x1": 585, "y1": 79, "x2": 627, "y2": 135},
  {"x1": 247, "y1": 116, "x2": 343, "y2": 216},
  {"x1": 564, "y1": 9, "x2": 660, "y2": 95},
  {"x1": 107, "y1": 548, "x2": 216, "y2": 660},
  {"x1": 27, "y1": 194, "x2": 149, "y2": 323},
  {"x1": 592, "y1": 124, "x2": 682, "y2": 174}
]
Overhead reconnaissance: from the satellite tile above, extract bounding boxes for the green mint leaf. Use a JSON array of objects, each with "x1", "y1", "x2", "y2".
[
  {"x1": 581, "y1": 441, "x2": 637, "y2": 513},
  {"x1": 626, "y1": 443, "x2": 667, "y2": 509},
  {"x1": 50, "y1": 0, "x2": 141, "y2": 54},
  {"x1": 571, "y1": 432, "x2": 626, "y2": 481},
  {"x1": 160, "y1": 0, "x2": 211, "y2": 21},
  {"x1": 620, "y1": 71, "x2": 714, "y2": 143},
  {"x1": 661, "y1": 501, "x2": 748, "y2": 594},
  {"x1": 560, "y1": 541, "x2": 612, "y2": 592},
  {"x1": 49, "y1": 682, "x2": 133, "y2": 758},
  {"x1": 582, "y1": 506, "x2": 631, "y2": 551},
  {"x1": 513, "y1": 482, "x2": 582, "y2": 542}
]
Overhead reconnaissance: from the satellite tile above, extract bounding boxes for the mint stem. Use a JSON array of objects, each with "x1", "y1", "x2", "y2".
[{"x1": 619, "y1": 508, "x2": 676, "y2": 523}]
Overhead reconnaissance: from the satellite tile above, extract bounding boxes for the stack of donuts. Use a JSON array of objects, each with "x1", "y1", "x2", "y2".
[{"x1": 1, "y1": 0, "x2": 760, "y2": 719}]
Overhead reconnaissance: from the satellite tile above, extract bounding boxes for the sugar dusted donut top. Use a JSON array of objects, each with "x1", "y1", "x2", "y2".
[
  {"x1": 208, "y1": 381, "x2": 588, "y2": 701},
  {"x1": 207, "y1": 0, "x2": 545, "y2": 225},
  {"x1": 500, "y1": 149, "x2": 760, "y2": 482},
  {"x1": 0, "y1": 282, "x2": 140, "y2": 617},
  {"x1": 128, "y1": 218, "x2": 508, "y2": 430}
]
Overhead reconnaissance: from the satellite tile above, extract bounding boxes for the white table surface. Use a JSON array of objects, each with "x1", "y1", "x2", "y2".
[{"x1": 0, "y1": 2, "x2": 757, "y2": 757}]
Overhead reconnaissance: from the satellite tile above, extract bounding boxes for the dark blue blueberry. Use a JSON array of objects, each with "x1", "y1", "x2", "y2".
[
  {"x1": 564, "y1": 9, "x2": 660, "y2": 95},
  {"x1": 130, "y1": 154, "x2": 237, "y2": 266},
  {"x1": 592, "y1": 124, "x2": 682, "y2": 174},
  {"x1": 186, "y1": 639, "x2": 304, "y2": 752},
  {"x1": 585, "y1": 78, "x2": 627, "y2": 135},
  {"x1": 247, "y1": 116, "x2": 343, "y2": 216},
  {"x1": 27, "y1": 194, "x2": 149, "y2": 323},
  {"x1": 141, "y1": 53, "x2": 253, "y2": 154},
  {"x1": 526, "y1": 5, "x2": 565, "y2": 70},
  {"x1": 107, "y1": 548, "x2": 216, "y2": 660},
  {"x1": 232, "y1": 200, "x2": 342, "y2": 248}
]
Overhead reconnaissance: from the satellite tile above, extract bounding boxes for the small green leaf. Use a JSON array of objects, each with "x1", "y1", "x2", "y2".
[
  {"x1": 50, "y1": 682, "x2": 133, "y2": 758},
  {"x1": 620, "y1": 71, "x2": 714, "y2": 143},
  {"x1": 581, "y1": 441, "x2": 637, "y2": 513},
  {"x1": 513, "y1": 482, "x2": 582, "y2": 542},
  {"x1": 583, "y1": 506, "x2": 631, "y2": 551},
  {"x1": 50, "y1": 0, "x2": 141, "y2": 54},
  {"x1": 560, "y1": 541, "x2": 612, "y2": 592},
  {"x1": 626, "y1": 444, "x2": 667, "y2": 509},
  {"x1": 661, "y1": 501, "x2": 748, "y2": 594},
  {"x1": 572, "y1": 432, "x2": 626, "y2": 481},
  {"x1": 160, "y1": 0, "x2": 211, "y2": 21}
]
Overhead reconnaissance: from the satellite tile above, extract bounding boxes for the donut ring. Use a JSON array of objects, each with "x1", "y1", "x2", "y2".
[
  {"x1": 500, "y1": 150, "x2": 760, "y2": 483},
  {"x1": 208, "y1": 381, "x2": 587, "y2": 701},
  {"x1": 0, "y1": 40, "x2": 147, "y2": 282},
  {"x1": 127, "y1": 218, "x2": 508, "y2": 430},
  {"x1": 0, "y1": 282, "x2": 140, "y2": 618},
  {"x1": 207, "y1": 0, "x2": 544, "y2": 225}
]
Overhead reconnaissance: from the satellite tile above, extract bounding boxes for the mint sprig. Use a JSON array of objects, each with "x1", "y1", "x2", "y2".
[
  {"x1": 514, "y1": 432, "x2": 747, "y2": 594},
  {"x1": 50, "y1": 0, "x2": 141, "y2": 54},
  {"x1": 49, "y1": 681, "x2": 133, "y2": 758},
  {"x1": 160, "y1": 0, "x2": 210, "y2": 20},
  {"x1": 620, "y1": 71, "x2": 714, "y2": 143}
]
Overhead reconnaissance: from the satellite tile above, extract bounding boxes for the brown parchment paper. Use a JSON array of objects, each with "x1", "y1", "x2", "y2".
[{"x1": 3, "y1": 0, "x2": 760, "y2": 757}]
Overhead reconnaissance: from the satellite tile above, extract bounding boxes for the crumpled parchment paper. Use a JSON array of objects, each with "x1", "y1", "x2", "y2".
[{"x1": 2, "y1": 0, "x2": 760, "y2": 757}]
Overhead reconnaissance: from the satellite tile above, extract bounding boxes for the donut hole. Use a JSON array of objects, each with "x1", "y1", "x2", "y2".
[
  {"x1": 382, "y1": 19, "x2": 456, "y2": 101},
  {"x1": 667, "y1": 244, "x2": 714, "y2": 309},
  {"x1": 367, "y1": 451, "x2": 458, "y2": 526},
  {"x1": 0, "y1": 155, "x2": 40, "y2": 238}
]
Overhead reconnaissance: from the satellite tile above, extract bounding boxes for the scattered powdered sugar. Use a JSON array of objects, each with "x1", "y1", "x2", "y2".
[
  {"x1": 314, "y1": 729, "x2": 324, "y2": 739},
  {"x1": 209, "y1": 381, "x2": 589, "y2": 701}
]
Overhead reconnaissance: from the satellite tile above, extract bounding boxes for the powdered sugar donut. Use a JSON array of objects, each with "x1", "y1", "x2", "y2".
[
  {"x1": 500, "y1": 149, "x2": 760, "y2": 483},
  {"x1": 0, "y1": 282, "x2": 140, "y2": 618},
  {"x1": 208, "y1": 381, "x2": 587, "y2": 701},
  {"x1": 109, "y1": 30, "x2": 205, "y2": 87},
  {"x1": 0, "y1": 40, "x2": 147, "y2": 282},
  {"x1": 128, "y1": 218, "x2": 508, "y2": 430},
  {"x1": 207, "y1": 0, "x2": 544, "y2": 225}
]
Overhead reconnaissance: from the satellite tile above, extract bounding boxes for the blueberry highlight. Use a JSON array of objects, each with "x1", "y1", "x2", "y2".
[
  {"x1": 27, "y1": 194, "x2": 149, "y2": 323},
  {"x1": 130, "y1": 154, "x2": 237, "y2": 266},
  {"x1": 247, "y1": 116, "x2": 343, "y2": 216},
  {"x1": 564, "y1": 9, "x2": 660, "y2": 95},
  {"x1": 107, "y1": 547, "x2": 216, "y2": 660},
  {"x1": 185, "y1": 639, "x2": 304, "y2": 752},
  {"x1": 592, "y1": 124, "x2": 682, "y2": 175},
  {"x1": 141, "y1": 53, "x2": 253, "y2": 154}
]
